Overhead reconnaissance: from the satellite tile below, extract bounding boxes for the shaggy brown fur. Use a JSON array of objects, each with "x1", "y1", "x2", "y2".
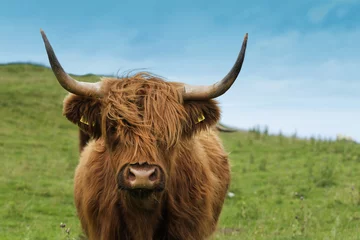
[{"x1": 62, "y1": 72, "x2": 231, "y2": 240}]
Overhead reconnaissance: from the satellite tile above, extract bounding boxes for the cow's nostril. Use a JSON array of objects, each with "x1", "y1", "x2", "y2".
[
  {"x1": 149, "y1": 168, "x2": 157, "y2": 181},
  {"x1": 128, "y1": 169, "x2": 136, "y2": 181}
]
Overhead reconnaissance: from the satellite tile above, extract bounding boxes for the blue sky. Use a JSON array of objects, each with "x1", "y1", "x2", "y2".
[{"x1": 1, "y1": 0, "x2": 359, "y2": 141}]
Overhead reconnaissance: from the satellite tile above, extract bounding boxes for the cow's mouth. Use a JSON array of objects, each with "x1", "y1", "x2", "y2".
[
  {"x1": 129, "y1": 189, "x2": 153, "y2": 199},
  {"x1": 122, "y1": 188, "x2": 164, "y2": 210},
  {"x1": 127, "y1": 187, "x2": 164, "y2": 199}
]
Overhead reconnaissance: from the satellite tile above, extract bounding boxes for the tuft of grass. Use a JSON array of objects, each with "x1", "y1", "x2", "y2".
[{"x1": 1, "y1": 63, "x2": 360, "y2": 240}]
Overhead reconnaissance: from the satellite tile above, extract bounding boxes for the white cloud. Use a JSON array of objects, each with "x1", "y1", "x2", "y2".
[
  {"x1": 307, "y1": 0, "x2": 358, "y2": 23},
  {"x1": 308, "y1": 2, "x2": 337, "y2": 24},
  {"x1": 336, "y1": 7, "x2": 349, "y2": 18}
]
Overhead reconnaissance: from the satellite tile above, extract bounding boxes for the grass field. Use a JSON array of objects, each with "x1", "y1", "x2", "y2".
[{"x1": 1, "y1": 63, "x2": 360, "y2": 240}]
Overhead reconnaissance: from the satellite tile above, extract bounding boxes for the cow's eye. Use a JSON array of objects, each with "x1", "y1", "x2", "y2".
[{"x1": 108, "y1": 125, "x2": 117, "y2": 135}]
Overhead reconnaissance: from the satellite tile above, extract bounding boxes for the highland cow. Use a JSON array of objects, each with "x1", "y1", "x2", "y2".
[{"x1": 40, "y1": 29, "x2": 248, "y2": 240}]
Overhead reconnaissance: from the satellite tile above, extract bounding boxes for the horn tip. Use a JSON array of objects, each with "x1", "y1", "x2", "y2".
[
  {"x1": 40, "y1": 29, "x2": 46, "y2": 38},
  {"x1": 244, "y1": 33, "x2": 248, "y2": 41}
]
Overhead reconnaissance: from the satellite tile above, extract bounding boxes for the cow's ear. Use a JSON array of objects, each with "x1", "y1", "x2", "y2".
[
  {"x1": 182, "y1": 99, "x2": 221, "y2": 136},
  {"x1": 62, "y1": 93, "x2": 102, "y2": 138}
]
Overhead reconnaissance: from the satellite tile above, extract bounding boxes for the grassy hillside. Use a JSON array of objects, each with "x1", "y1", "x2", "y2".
[{"x1": 1, "y1": 63, "x2": 360, "y2": 240}]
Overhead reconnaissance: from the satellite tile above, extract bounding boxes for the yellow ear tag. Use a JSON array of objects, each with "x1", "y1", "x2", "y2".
[
  {"x1": 196, "y1": 114, "x2": 205, "y2": 124},
  {"x1": 80, "y1": 116, "x2": 89, "y2": 125},
  {"x1": 80, "y1": 116, "x2": 95, "y2": 126}
]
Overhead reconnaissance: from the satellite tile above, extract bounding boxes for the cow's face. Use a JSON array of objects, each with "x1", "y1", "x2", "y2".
[
  {"x1": 40, "y1": 29, "x2": 247, "y2": 209},
  {"x1": 63, "y1": 75, "x2": 221, "y2": 209}
]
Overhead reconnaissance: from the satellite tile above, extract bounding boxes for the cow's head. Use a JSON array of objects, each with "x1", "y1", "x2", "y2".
[{"x1": 40, "y1": 30, "x2": 247, "y2": 209}]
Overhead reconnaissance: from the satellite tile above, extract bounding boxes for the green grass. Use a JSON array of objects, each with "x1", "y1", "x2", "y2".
[{"x1": 1, "y1": 63, "x2": 360, "y2": 240}]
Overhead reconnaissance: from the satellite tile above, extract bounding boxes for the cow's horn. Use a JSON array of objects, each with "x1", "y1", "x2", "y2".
[
  {"x1": 182, "y1": 33, "x2": 248, "y2": 100},
  {"x1": 40, "y1": 29, "x2": 103, "y2": 97}
]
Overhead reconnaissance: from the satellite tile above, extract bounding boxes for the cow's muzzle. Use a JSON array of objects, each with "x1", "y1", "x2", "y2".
[{"x1": 118, "y1": 163, "x2": 165, "y2": 195}]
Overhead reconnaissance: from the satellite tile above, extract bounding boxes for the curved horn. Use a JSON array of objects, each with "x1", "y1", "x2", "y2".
[
  {"x1": 182, "y1": 33, "x2": 248, "y2": 100},
  {"x1": 40, "y1": 29, "x2": 103, "y2": 97}
]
